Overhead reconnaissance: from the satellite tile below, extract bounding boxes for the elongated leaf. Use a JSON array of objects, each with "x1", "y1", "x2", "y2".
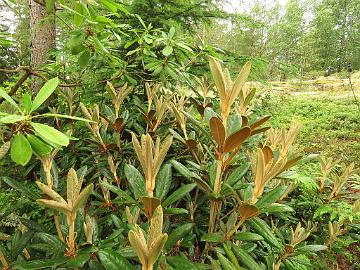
[
  {"x1": 170, "y1": 160, "x2": 200, "y2": 180},
  {"x1": 0, "y1": 114, "x2": 27, "y2": 124},
  {"x1": 233, "y1": 232, "x2": 264, "y2": 241},
  {"x1": 10, "y1": 133, "x2": 32, "y2": 165},
  {"x1": 1, "y1": 176, "x2": 39, "y2": 200},
  {"x1": 66, "y1": 253, "x2": 90, "y2": 268},
  {"x1": 39, "y1": 113, "x2": 94, "y2": 122},
  {"x1": 36, "y1": 181, "x2": 66, "y2": 204},
  {"x1": 15, "y1": 257, "x2": 70, "y2": 270},
  {"x1": 210, "y1": 117, "x2": 225, "y2": 147},
  {"x1": 162, "y1": 183, "x2": 196, "y2": 207},
  {"x1": 72, "y1": 183, "x2": 94, "y2": 211},
  {"x1": 209, "y1": 57, "x2": 226, "y2": 102},
  {"x1": 224, "y1": 127, "x2": 251, "y2": 153},
  {"x1": 250, "y1": 115, "x2": 271, "y2": 130},
  {"x1": 124, "y1": 164, "x2": 146, "y2": 199},
  {"x1": 31, "y1": 77, "x2": 59, "y2": 112},
  {"x1": 148, "y1": 234, "x2": 168, "y2": 266},
  {"x1": 165, "y1": 223, "x2": 194, "y2": 250},
  {"x1": 37, "y1": 199, "x2": 71, "y2": 214},
  {"x1": 229, "y1": 61, "x2": 252, "y2": 105},
  {"x1": 217, "y1": 252, "x2": 237, "y2": 270},
  {"x1": 256, "y1": 186, "x2": 288, "y2": 208},
  {"x1": 296, "y1": 245, "x2": 327, "y2": 253},
  {"x1": 232, "y1": 243, "x2": 262, "y2": 270},
  {"x1": 100, "y1": 181, "x2": 137, "y2": 205},
  {"x1": 0, "y1": 141, "x2": 10, "y2": 159},
  {"x1": 27, "y1": 134, "x2": 52, "y2": 156},
  {"x1": 20, "y1": 218, "x2": 47, "y2": 233},
  {"x1": 11, "y1": 231, "x2": 35, "y2": 260},
  {"x1": 31, "y1": 122, "x2": 69, "y2": 147},
  {"x1": 0, "y1": 88, "x2": 20, "y2": 110},
  {"x1": 201, "y1": 233, "x2": 224, "y2": 243},
  {"x1": 155, "y1": 164, "x2": 172, "y2": 201},
  {"x1": 260, "y1": 203, "x2": 294, "y2": 214}
]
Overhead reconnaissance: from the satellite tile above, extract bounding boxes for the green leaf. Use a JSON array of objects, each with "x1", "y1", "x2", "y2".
[
  {"x1": 165, "y1": 223, "x2": 194, "y2": 250},
  {"x1": 100, "y1": 180, "x2": 138, "y2": 205},
  {"x1": 162, "y1": 183, "x2": 196, "y2": 207},
  {"x1": 74, "y1": 2, "x2": 84, "y2": 26},
  {"x1": 66, "y1": 253, "x2": 90, "y2": 268},
  {"x1": 163, "y1": 208, "x2": 189, "y2": 215},
  {"x1": 170, "y1": 160, "x2": 200, "y2": 180},
  {"x1": 10, "y1": 133, "x2": 32, "y2": 165},
  {"x1": 233, "y1": 232, "x2": 264, "y2": 241},
  {"x1": 78, "y1": 49, "x2": 91, "y2": 67},
  {"x1": 0, "y1": 114, "x2": 27, "y2": 124},
  {"x1": 201, "y1": 233, "x2": 224, "y2": 243},
  {"x1": 124, "y1": 164, "x2": 146, "y2": 199},
  {"x1": 15, "y1": 257, "x2": 70, "y2": 270},
  {"x1": 296, "y1": 245, "x2": 327, "y2": 254},
  {"x1": 168, "y1": 27, "x2": 175, "y2": 39},
  {"x1": 1, "y1": 176, "x2": 39, "y2": 200},
  {"x1": 162, "y1": 45, "x2": 173, "y2": 56},
  {"x1": 217, "y1": 252, "x2": 237, "y2": 270},
  {"x1": 155, "y1": 163, "x2": 172, "y2": 201},
  {"x1": 98, "y1": 249, "x2": 135, "y2": 270},
  {"x1": 27, "y1": 134, "x2": 52, "y2": 156},
  {"x1": 231, "y1": 243, "x2": 263, "y2": 270},
  {"x1": 167, "y1": 256, "x2": 199, "y2": 269},
  {"x1": 21, "y1": 92, "x2": 32, "y2": 113},
  {"x1": 31, "y1": 122, "x2": 69, "y2": 147},
  {"x1": 11, "y1": 231, "x2": 35, "y2": 260},
  {"x1": 45, "y1": 0, "x2": 55, "y2": 13},
  {"x1": 39, "y1": 113, "x2": 94, "y2": 122},
  {"x1": 31, "y1": 77, "x2": 59, "y2": 112},
  {"x1": 256, "y1": 186, "x2": 288, "y2": 208},
  {"x1": 259, "y1": 203, "x2": 294, "y2": 214},
  {"x1": 0, "y1": 88, "x2": 20, "y2": 110}
]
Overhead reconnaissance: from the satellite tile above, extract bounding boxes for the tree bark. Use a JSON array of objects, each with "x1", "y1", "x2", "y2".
[{"x1": 29, "y1": 0, "x2": 55, "y2": 93}]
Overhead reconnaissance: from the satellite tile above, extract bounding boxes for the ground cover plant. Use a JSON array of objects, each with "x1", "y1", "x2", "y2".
[{"x1": 0, "y1": 0, "x2": 359, "y2": 269}]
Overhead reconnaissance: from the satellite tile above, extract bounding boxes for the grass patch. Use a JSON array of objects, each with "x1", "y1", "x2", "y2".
[{"x1": 260, "y1": 92, "x2": 360, "y2": 166}]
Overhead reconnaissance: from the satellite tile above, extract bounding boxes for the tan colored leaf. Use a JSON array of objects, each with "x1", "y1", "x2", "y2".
[
  {"x1": 261, "y1": 146, "x2": 274, "y2": 165},
  {"x1": 132, "y1": 133, "x2": 147, "y2": 176},
  {"x1": 67, "y1": 168, "x2": 77, "y2": 205},
  {"x1": 253, "y1": 148, "x2": 265, "y2": 199},
  {"x1": 142, "y1": 196, "x2": 161, "y2": 220},
  {"x1": 238, "y1": 203, "x2": 258, "y2": 220},
  {"x1": 147, "y1": 234, "x2": 168, "y2": 266},
  {"x1": 37, "y1": 199, "x2": 71, "y2": 214},
  {"x1": 36, "y1": 181, "x2": 66, "y2": 204},
  {"x1": 250, "y1": 115, "x2": 271, "y2": 130},
  {"x1": 0, "y1": 141, "x2": 10, "y2": 159},
  {"x1": 128, "y1": 228, "x2": 148, "y2": 266},
  {"x1": 72, "y1": 183, "x2": 94, "y2": 212},
  {"x1": 209, "y1": 57, "x2": 226, "y2": 103},
  {"x1": 228, "y1": 61, "x2": 252, "y2": 106},
  {"x1": 241, "y1": 116, "x2": 248, "y2": 127},
  {"x1": 279, "y1": 156, "x2": 302, "y2": 174},
  {"x1": 209, "y1": 117, "x2": 225, "y2": 147},
  {"x1": 153, "y1": 135, "x2": 173, "y2": 178},
  {"x1": 106, "y1": 81, "x2": 117, "y2": 100},
  {"x1": 148, "y1": 205, "x2": 163, "y2": 245},
  {"x1": 224, "y1": 127, "x2": 251, "y2": 153},
  {"x1": 250, "y1": 126, "x2": 271, "y2": 136}
]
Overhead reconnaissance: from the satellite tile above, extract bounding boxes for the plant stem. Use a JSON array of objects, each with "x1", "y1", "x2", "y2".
[
  {"x1": 67, "y1": 213, "x2": 76, "y2": 256},
  {"x1": 142, "y1": 264, "x2": 153, "y2": 270}
]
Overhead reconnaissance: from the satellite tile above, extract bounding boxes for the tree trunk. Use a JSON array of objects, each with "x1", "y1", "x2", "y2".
[{"x1": 29, "y1": 0, "x2": 55, "y2": 93}]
